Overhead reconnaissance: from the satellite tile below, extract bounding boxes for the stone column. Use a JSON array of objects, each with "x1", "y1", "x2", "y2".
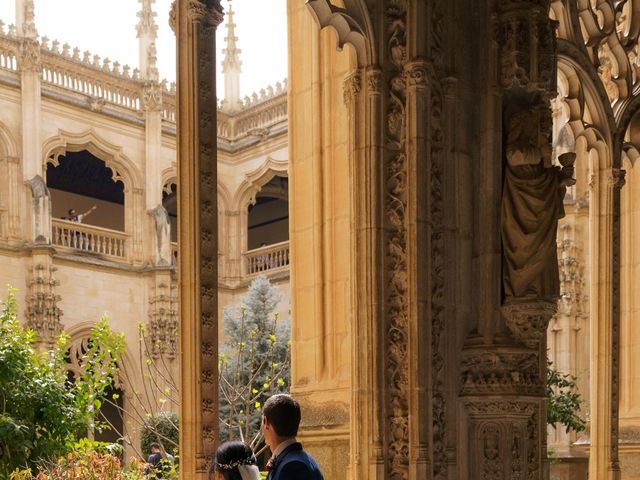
[
  {"x1": 589, "y1": 167, "x2": 624, "y2": 480},
  {"x1": 16, "y1": 0, "x2": 46, "y2": 245},
  {"x1": 175, "y1": 1, "x2": 222, "y2": 478},
  {"x1": 460, "y1": 1, "x2": 560, "y2": 479}
]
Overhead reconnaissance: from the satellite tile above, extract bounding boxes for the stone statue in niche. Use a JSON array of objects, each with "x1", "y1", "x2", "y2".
[
  {"x1": 26, "y1": 175, "x2": 52, "y2": 244},
  {"x1": 501, "y1": 108, "x2": 575, "y2": 303},
  {"x1": 150, "y1": 205, "x2": 171, "y2": 266}
]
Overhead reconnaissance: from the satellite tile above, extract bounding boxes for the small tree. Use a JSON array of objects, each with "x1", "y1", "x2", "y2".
[
  {"x1": 547, "y1": 363, "x2": 586, "y2": 434},
  {"x1": 0, "y1": 289, "x2": 125, "y2": 476},
  {"x1": 219, "y1": 276, "x2": 290, "y2": 452}
]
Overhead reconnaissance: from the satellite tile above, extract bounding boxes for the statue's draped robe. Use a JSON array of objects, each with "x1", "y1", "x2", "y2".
[{"x1": 501, "y1": 148, "x2": 564, "y2": 301}]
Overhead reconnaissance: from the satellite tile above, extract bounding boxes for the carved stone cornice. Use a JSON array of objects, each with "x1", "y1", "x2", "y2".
[{"x1": 461, "y1": 348, "x2": 544, "y2": 396}]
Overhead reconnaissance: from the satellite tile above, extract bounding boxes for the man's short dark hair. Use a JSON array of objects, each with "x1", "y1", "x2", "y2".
[
  {"x1": 150, "y1": 442, "x2": 161, "y2": 450},
  {"x1": 263, "y1": 394, "x2": 301, "y2": 438}
]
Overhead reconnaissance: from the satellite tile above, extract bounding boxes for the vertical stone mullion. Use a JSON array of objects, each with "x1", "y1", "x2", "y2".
[
  {"x1": 589, "y1": 167, "x2": 623, "y2": 480},
  {"x1": 176, "y1": 1, "x2": 222, "y2": 478},
  {"x1": 405, "y1": 59, "x2": 432, "y2": 480}
]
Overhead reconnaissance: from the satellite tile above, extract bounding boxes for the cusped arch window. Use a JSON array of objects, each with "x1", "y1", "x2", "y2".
[{"x1": 247, "y1": 175, "x2": 288, "y2": 250}]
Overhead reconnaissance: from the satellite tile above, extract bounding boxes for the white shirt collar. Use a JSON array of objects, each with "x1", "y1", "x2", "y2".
[{"x1": 272, "y1": 437, "x2": 297, "y2": 458}]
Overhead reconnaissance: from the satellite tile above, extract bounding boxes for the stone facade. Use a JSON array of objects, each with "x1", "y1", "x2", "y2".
[{"x1": 0, "y1": 0, "x2": 291, "y2": 462}]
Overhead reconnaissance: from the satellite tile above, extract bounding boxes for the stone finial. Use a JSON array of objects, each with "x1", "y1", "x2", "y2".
[
  {"x1": 221, "y1": 0, "x2": 242, "y2": 112},
  {"x1": 136, "y1": 0, "x2": 158, "y2": 38},
  {"x1": 146, "y1": 42, "x2": 160, "y2": 82},
  {"x1": 16, "y1": 0, "x2": 38, "y2": 39}
]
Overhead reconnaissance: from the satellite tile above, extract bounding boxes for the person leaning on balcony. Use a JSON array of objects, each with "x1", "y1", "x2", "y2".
[{"x1": 67, "y1": 205, "x2": 97, "y2": 223}]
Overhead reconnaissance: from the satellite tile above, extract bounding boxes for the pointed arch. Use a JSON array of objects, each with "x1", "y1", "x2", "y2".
[
  {"x1": 306, "y1": 0, "x2": 376, "y2": 67},
  {"x1": 0, "y1": 120, "x2": 18, "y2": 158},
  {"x1": 42, "y1": 129, "x2": 143, "y2": 192},
  {"x1": 233, "y1": 156, "x2": 288, "y2": 210}
]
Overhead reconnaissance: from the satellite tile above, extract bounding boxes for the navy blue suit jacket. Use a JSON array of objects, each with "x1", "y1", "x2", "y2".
[{"x1": 267, "y1": 442, "x2": 324, "y2": 480}]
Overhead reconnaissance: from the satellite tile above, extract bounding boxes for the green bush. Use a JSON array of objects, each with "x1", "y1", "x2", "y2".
[
  {"x1": 0, "y1": 289, "x2": 125, "y2": 476},
  {"x1": 547, "y1": 362, "x2": 586, "y2": 433},
  {"x1": 140, "y1": 412, "x2": 179, "y2": 457}
]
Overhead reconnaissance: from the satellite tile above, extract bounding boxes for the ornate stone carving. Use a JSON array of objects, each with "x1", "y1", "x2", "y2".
[
  {"x1": 143, "y1": 81, "x2": 163, "y2": 112},
  {"x1": 342, "y1": 71, "x2": 361, "y2": 106},
  {"x1": 384, "y1": 0, "x2": 409, "y2": 478},
  {"x1": 136, "y1": 0, "x2": 159, "y2": 38},
  {"x1": 461, "y1": 348, "x2": 544, "y2": 395},
  {"x1": 18, "y1": 38, "x2": 40, "y2": 73},
  {"x1": 501, "y1": 300, "x2": 557, "y2": 348},
  {"x1": 148, "y1": 281, "x2": 178, "y2": 359},
  {"x1": 481, "y1": 424, "x2": 503, "y2": 480},
  {"x1": 497, "y1": 4, "x2": 556, "y2": 93},
  {"x1": 25, "y1": 263, "x2": 63, "y2": 347}
]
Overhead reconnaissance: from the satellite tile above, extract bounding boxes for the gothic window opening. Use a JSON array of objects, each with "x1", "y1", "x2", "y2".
[
  {"x1": 162, "y1": 182, "x2": 177, "y2": 244},
  {"x1": 47, "y1": 149, "x2": 129, "y2": 258},
  {"x1": 247, "y1": 175, "x2": 288, "y2": 250},
  {"x1": 65, "y1": 337, "x2": 125, "y2": 445},
  {"x1": 47, "y1": 149, "x2": 125, "y2": 231}
]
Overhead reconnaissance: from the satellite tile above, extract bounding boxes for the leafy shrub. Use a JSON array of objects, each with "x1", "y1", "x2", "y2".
[
  {"x1": 547, "y1": 363, "x2": 586, "y2": 433},
  {"x1": 140, "y1": 412, "x2": 179, "y2": 456},
  {"x1": 0, "y1": 289, "x2": 125, "y2": 476}
]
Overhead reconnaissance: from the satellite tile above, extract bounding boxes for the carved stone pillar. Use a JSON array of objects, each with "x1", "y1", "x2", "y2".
[
  {"x1": 459, "y1": 2, "x2": 559, "y2": 479},
  {"x1": 589, "y1": 167, "x2": 624, "y2": 480},
  {"x1": 25, "y1": 253, "x2": 63, "y2": 349},
  {"x1": 148, "y1": 273, "x2": 178, "y2": 360},
  {"x1": 175, "y1": 1, "x2": 222, "y2": 478}
]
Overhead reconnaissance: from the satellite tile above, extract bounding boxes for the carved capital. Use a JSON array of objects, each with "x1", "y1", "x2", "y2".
[
  {"x1": 367, "y1": 68, "x2": 382, "y2": 95},
  {"x1": 18, "y1": 39, "x2": 41, "y2": 73},
  {"x1": 405, "y1": 60, "x2": 431, "y2": 88},
  {"x1": 501, "y1": 300, "x2": 557, "y2": 348},
  {"x1": 187, "y1": 0, "x2": 223, "y2": 28},
  {"x1": 143, "y1": 82, "x2": 163, "y2": 112},
  {"x1": 607, "y1": 167, "x2": 626, "y2": 190},
  {"x1": 343, "y1": 71, "x2": 361, "y2": 106}
]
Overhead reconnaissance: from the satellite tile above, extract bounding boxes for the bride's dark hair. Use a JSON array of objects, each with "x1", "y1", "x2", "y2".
[{"x1": 211, "y1": 441, "x2": 257, "y2": 480}]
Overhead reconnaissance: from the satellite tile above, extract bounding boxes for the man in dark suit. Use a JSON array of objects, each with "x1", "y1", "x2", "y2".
[{"x1": 262, "y1": 394, "x2": 324, "y2": 480}]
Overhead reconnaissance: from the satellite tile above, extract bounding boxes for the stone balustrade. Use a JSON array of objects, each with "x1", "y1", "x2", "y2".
[
  {"x1": 0, "y1": 25, "x2": 287, "y2": 139},
  {"x1": 244, "y1": 240, "x2": 290, "y2": 276},
  {"x1": 52, "y1": 219, "x2": 128, "y2": 259}
]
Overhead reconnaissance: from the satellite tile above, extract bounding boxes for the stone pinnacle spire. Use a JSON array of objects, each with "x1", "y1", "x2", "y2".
[
  {"x1": 137, "y1": 0, "x2": 159, "y2": 81},
  {"x1": 222, "y1": 0, "x2": 242, "y2": 111},
  {"x1": 16, "y1": 0, "x2": 37, "y2": 38}
]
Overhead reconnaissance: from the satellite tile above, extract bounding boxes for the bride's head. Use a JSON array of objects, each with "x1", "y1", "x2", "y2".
[{"x1": 211, "y1": 441, "x2": 260, "y2": 480}]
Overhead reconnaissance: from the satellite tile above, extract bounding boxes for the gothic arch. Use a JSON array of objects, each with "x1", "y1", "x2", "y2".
[
  {"x1": 42, "y1": 129, "x2": 143, "y2": 192},
  {"x1": 0, "y1": 120, "x2": 18, "y2": 158},
  {"x1": 306, "y1": 0, "x2": 376, "y2": 67},
  {"x1": 233, "y1": 156, "x2": 288, "y2": 210}
]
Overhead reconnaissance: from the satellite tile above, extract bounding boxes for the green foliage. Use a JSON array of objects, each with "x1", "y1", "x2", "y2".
[
  {"x1": 0, "y1": 289, "x2": 125, "y2": 476},
  {"x1": 8, "y1": 439, "x2": 146, "y2": 480},
  {"x1": 547, "y1": 363, "x2": 586, "y2": 434},
  {"x1": 140, "y1": 412, "x2": 179, "y2": 457},
  {"x1": 219, "y1": 276, "x2": 291, "y2": 450}
]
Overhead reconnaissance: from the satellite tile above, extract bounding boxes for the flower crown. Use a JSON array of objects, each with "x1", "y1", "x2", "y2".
[{"x1": 215, "y1": 456, "x2": 256, "y2": 471}]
